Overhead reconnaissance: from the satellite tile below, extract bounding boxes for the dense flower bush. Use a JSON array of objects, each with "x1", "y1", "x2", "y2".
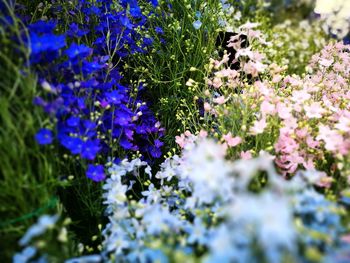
[
  {"x1": 3, "y1": 0, "x2": 350, "y2": 262},
  {"x1": 27, "y1": 0, "x2": 164, "y2": 179},
  {"x1": 201, "y1": 24, "x2": 350, "y2": 182}
]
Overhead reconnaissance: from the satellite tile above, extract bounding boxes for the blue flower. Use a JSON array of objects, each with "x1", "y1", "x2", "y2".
[
  {"x1": 149, "y1": 0, "x2": 159, "y2": 7},
  {"x1": 155, "y1": 26, "x2": 164, "y2": 34},
  {"x1": 29, "y1": 33, "x2": 66, "y2": 56},
  {"x1": 120, "y1": 16, "x2": 133, "y2": 29},
  {"x1": 60, "y1": 136, "x2": 83, "y2": 155},
  {"x1": 19, "y1": 215, "x2": 59, "y2": 246},
  {"x1": 67, "y1": 116, "x2": 80, "y2": 127},
  {"x1": 66, "y1": 23, "x2": 89, "y2": 38},
  {"x1": 28, "y1": 20, "x2": 56, "y2": 34},
  {"x1": 193, "y1": 20, "x2": 202, "y2": 30},
  {"x1": 105, "y1": 90, "x2": 125, "y2": 105},
  {"x1": 81, "y1": 139, "x2": 101, "y2": 160},
  {"x1": 35, "y1": 128, "x2": 53, "y2": 145},
  {"x1": 65, "y1": 43, "x2": 92, "y2": 59},
  {"x1": 86, "y1": 164, "x2": 105, "y2": 182}
]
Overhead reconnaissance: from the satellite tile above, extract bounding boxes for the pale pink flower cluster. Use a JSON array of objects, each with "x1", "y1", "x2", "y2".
[
  {"x1": 205, "y1": 32, "x2": 350, "y2": 179},
  {"x1": 175, "y1": 130, "x2": 208, "y2": 149}
]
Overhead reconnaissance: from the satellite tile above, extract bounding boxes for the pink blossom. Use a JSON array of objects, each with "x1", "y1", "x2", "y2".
[
  {"x1": 275, "y1": 133, "x2": 299, "y2": 154},
  {"x1": 212, "y1": 77, "x2": 223, "y2": 88},
  {"x1": 304, "y1": 102, "x2": 325, "y2": 119},
  {"x1": 306, "y1": 136, "x2": 320, "y2": 149},
  {"x1": 199, "y1": 130, "x2": 208, "y2": 138},
  {"x1": 317, "y1": 125, "x2": 344, "y2": 152},
  {"x1": 175, "y1": 134, "x2": 186, "y2": 148},
  {"x1": 223, "y1": 132, "x2": 242, "y2": 147},
  {"x1": 184, "y1": 130, "x2": 192, "y2": 136},
  {"x1": 250, "y1": 118, "x2": 267, "y2": 135},
  {"x1": 240, "y1": 150, "x2": 253, "y2": 160},
  {"x1": 277, "y1": 103, "x2": 292, "y2": 120},
  {"x1": 303, "y1": 159, "x2": 315, "y2": 170},
  {"x1": 235, "y1": 48, "x2": 254, "y2": 59},
  {"x1": 319, "y1": 58, "x2": 334, "y2": 67},
  {"x1": 243, "y1": 61, "x2": 267, "y2": 76},
  {"x1": 260, "y1": 100, "x2": 275, "y2": 115},
  {"x1": 272, "y1": 74, "x2": 282, "y2": 83},
  {"x1": 291, "y1": 89, "x2": 311, "y2": 103},
  {"x1": 335, "y1": 116, "x2": 350, "y2": 132},
  {"x1": 213, "y1": 96, "x2": 226, "y2": 105},
  {"x1": 315, "y1": 175, "x2": 333, "y2": 188},
  {"x1": 204, "y1": 102, "x2": 211, "y2": 112},
  {"x1": 295, "y1": 128, "x2": 308, "y2": 138}
]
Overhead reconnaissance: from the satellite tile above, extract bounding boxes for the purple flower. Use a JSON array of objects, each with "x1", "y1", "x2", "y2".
[
  {"x1": 120, "y1": 16, "x2": 133, "y2": 29},
  {"x1": 30, "y1": 33, "x2": 66, "y2": 56},
  {"x1": 105, "y1": 90, "x2": 124, "y2": 105},
  {"x1": 67, "y1": 116, "x2": 80, "y2": 127},
  {"x1": 149, "y1": 146, "x2": 162, "y2": 158},
  {"x1": 81, "y1": 139, "x2": 101, "y2": 160},
  {"x1": 154, "y1": 139, "x2": 163, "y2": 148},
  {"x1": 65, "y1": 43, "x2": 92, "y2": 59},
  {"x1": 35, "y1": 128, "x2": 53, "y2": 145},
  {"x1": 86, "y1": 164, "x2": 105, "y2": 182},
  {"x1": 60, "y1": 136, "x2": 83, "y2": 154},
  {"x1": 155, "y1": 27, "x2": 164, "y2": 34}
]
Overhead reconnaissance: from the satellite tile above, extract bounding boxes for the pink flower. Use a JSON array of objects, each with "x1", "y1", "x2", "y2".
[
  {"x1": 335, "y1": 116, "x2": 350, "y2": 132},
  {"x1": 275, "y1": 133, "x2": 299, "y2": 154},
  {"x1": 204, "y1": 102, "x2": 211, "y2": 112},
  {"x1": 295, "y1": 128, "x2": 308, "y2": 138},
  {"x1": 213, "y1": 96, "x2": 226, "y2": 105},
  {"x1": 199, "y1": 130, "x2": 208, "y2": 138},
  {"x1": 304, "y1": 102, "x2": 325, "y2": 119},
  {"x1": 250, "y1": 118, "x2": 267, "y2": 135},
  {"x1": 240, "y1": 150, "x2": 252, "y2": 160},
  {"x1": 317, "y1": 125, "x2": 344, "y2": 152},
  {"x1": 291, "y1": 89, "x2": 311, "y2": 103},
  {"x1": 319, "y1": 58, "x2": 333, "y2": 67},
  {"x1": 272, "y1": 74, "x2": 282, "y2": 83},
  {"x1": 315, "y1": 175, "x2": 333, "y2": 188},
  {"x1": 184, "y1": 130, "x2": 192, "y2": 136},
  {"x1": 303, "y1": 159, "x2": 315, "y2": 170},
  {"x1": 175, "y1": 134, "x2": 186, "y2": 148},
  {"x1": 212, "y1": 77, "x2": 223, "y2": 88},
  {"x1": 223, "y1": 132, "x2": 242, "y2": 147},
  {"x1": 277, "y1": 103, "x2": 292, "y2": 120},
  {"x1": 306, "y1": 136, "x2": 319, "y2": 149},
  {"x1": 235, "y1": 48, "x2": 254, "y2": 59},
  {"x1": 243, "y1": 61, "x2": 266, "y2": 77},
  {"x1": 280, "y1": 117, "x2": 298, "y2": 134},
  {"x1": 260, "y1": 100, "x2": 275, "y2": 115}
]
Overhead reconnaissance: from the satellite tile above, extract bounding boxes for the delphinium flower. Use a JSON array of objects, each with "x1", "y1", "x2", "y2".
[
  {"x1": 19, "y1": 215, "x2": 59, "y2": 246},
  {"x1": 14, "y1": 214, "x2": 93, "y2": 262},
  {"x1": 14, "y1": 136, "x2": 349, "y2": 261},
  {"x1": 14, "y1": 215, "x2": 60, "y2": 262},
  {"x1": 98, "y1": 136, "x2": 350, "y2": 262},
  {"x1": 35, "y1": 128, "x2": 54, "y2": 145},
  {"x1": 21, "y1": 0, "x2": 164, "y2": 179}
]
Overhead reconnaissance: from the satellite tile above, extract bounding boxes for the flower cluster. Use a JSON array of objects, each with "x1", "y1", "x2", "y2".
[
  {"x1": 99, "y1": 138, "x2": 349, "y2": 262},
  {"x1": 314, "y1": 0, "x2": 350, "y2": 39},
  {"x1": 26, "y1": 1, "x2": 164, "y2": 180},
  {"x1": 203, "y1": 23, "x2": 350, "y2": 182}
]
